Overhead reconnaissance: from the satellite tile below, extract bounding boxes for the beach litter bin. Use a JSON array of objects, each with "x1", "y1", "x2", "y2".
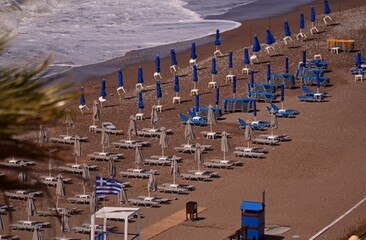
[{"x1": 186, "y1": 201, "x2": 198, "y2": 221}]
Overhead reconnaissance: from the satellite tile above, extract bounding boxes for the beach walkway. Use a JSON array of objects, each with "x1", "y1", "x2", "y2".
[{"x1": 140, "y1": 207, "x2": 207, "y2": 239}]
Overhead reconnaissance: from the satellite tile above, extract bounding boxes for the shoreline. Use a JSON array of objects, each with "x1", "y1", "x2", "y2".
[{"x1": 59, "y1": 0, "x2": 316, "y2": 83}]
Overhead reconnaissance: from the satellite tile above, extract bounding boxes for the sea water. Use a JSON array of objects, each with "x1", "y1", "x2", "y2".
[{"x1": 0, "y1": 0, "x2": 250, "y2": 75}]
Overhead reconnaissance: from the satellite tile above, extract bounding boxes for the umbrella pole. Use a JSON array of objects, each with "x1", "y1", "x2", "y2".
[
  {"x1": 194, "y1": 82, "x2": 196, "y2": 90},
  {"x1": 162, "y1": 148, "x2": 164, "y2": 157},
  {"x1": 173, "y1": 175, "x2": 176, "y2": 185},
  {"x1": 56, "y1": 196, "x2": 59, "y2": 209},
  {"x1": 210, "y1": 124, "x2": 213, "y2": 133},
  {"x1": 281, "y1": 101, "x2": 284, "y2": 109},
  {"x1": 66, "y1": 126, "x2": 69, "y2": 136},
  {"x1": 83, "y1": 184, "x2": 86, "y2": 195},
  {"x1": 223, "y1": 152, "x2": 226, "y2": 160}
]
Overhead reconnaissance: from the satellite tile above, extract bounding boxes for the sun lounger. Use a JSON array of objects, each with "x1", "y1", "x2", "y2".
[
  {"x1": 180, "y1": 173, "x2": 211, "y2": 181},
  {"x1": 238, "y1": 118, "x2": 265, "y2": 130},
  {"x1": 120, "y1": 169, "x2": 157, "y2": 179},
  {"x1": 200, "y1": 131, "x2": 230, "y2": 139},
  {"x1": 251, "y1": 120, "x2": 271, "y2": 127},
  {"x1": 248, "y1": 91, "x2": 276, "y2": 102},
  {"x1": 58, "y1": 164, "x2": 98, "y2": 174},
  {"x1": 187, "y1": 110, "x2": 208, "y2": 121},
  {"x1": 144, "y1": 158, "x2": 172, "y2": 166},
  {"x1": 203, "y1": 161, "x2": 234, "y2": 169},
  {"x1": 161, "y1": 183, "x2": 194, "y2": 191},
  {"x1": 157, "y1": 185, "x2": 188, "y2": 194},
  {"x1": 297, "y1": 95, "x2": 322, "y2": 102},
  {"x1": 269, "y1": 102, "x2": 299, "y2": 116},
  {"x1": 5, "y1": 190, "x2": 43, "y2": 200},
  {"x1": 67, "y1": 194, "x2": 107, "y2": 205},
  {"x1": 93, "y1": 127, "x2": 123, "y2": 135},
  {"x1": 87, "y1": 152, "x2": 123, "y2": 161},
  {"x1": 211, "y1": 159, "x2": 243, "y2": 166},
  {"x1": 150, "y1": 155, "x2": 182, "y2": 161},
  {"x1": 301, "y1": 85, "x2": 327, "y2": 96},
  {"x1": 269, "y1": 73, "x2": 296, "y2": 89},
  {"x1": 258, "y1": 134, "x2": 290, "y2": 141},
  {"x1": 137, "y1": 196, "x2": 171, "y2": 204},
  {"x1": 137, "y1": 128, "x2": 173, "y2": 138},
  {"x1": 235, "y1": 146, "x2": 267, "y2": 153},
  {"x1": 179, "y1": 113, "x2": 207, "y2": 126},
  {"x1": 72, "y1": 223, "x2": 114, "y2": 234},
  {"x1": 39, "y1": 176, "x2": 72, "y2": 187},
  {"x1": 301, "y1": 75, "x2": 329, "y2": 86},
  {"x1": 252, "y1": 138, "x2": 279, "y2": 145},
  {"x1": 112, "y1": 139, "x2": 149, "y2": 149},
  {"x1": 174, "y1": 144, "x2": 211, "y2": 154},
  {"x1": 128, "y1": 198, "x2": 158, "y2": 208},
  {"x1": 295, "y1": 68, "x2": 325, "y2": 79},
  {"x1": 10, "y1": 220, "x2": 51, "y2": 231},
  {"x1": 49, "y1": 136, "x2": 74, "y2": 144},
  {"x1": 187, "y1": 170, "x2": 219, "y2": 177},
  {"x1": 251, "y1": 82, "x2": 276, "y2": 93}
]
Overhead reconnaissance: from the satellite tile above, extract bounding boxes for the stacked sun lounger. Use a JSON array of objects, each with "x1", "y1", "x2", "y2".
[
  {"x1": 251, "y1": 137, "x2": 279, "y2": 145},
  {"x1": 269, "y1": 73, "x2": 296, "y2": 89},
  {"x1": 5, "y1": 190, "x2": 43, "y2": 200},
  {"x1": 203, "y1": 160, "x2": 235, "y2": 169},
  {"x1": 137, "y1": 128, "x2": 173, "y2": 138},
  {"x1": 248, "y1": 91, "x2": 276, "y2": 103},
  {"x1": 157, "y1": 185, "x2": 188, "y2": 194},
  {"x1": 295, "y1": 68, "x2": 324, "y2": 79},
  {"x1": 190, "y1": 106, "x2": 222, "y2": 119},
  {"x1": 180, "y1": 173, "x2": 211, "y2": 181},
  {"x1": 120, "y1": 169, "x2": 157, "y2": 179},
  {"x1": 87, "y1": 152, "x2": 123, "y2": 161},
  {"x1": 258, "y1": 134, "x2": 291, "y2": 142},
  {"x1": 200, "y1": 131, "x2": 230, "y2": 139},
  {"x1": 58, "y1": 164, "x2": 98, "y2": 174},
  {"x1": 222, "y1": 97, "x2": 254, "y2": 112},
  {"x1": 251, "y1": 82, "x2": 276, "y2": 93},
  {"x1": 111, "y1": 140, "x2": 149, "y2": 149},
  {"x1": 301, "y1": 75, "x2": 329, "y2": 86},
  {"x1": 10, "y1": 220, "x2": 51, "y2": 231},
  {"x1": 128, "y1": 198, "x2": 158, "y2": 208},
  {"x1": 234, "y1": 147, "x2": 266, "y2": 158},
  {"x1": 174, "y1": 144, "x2": 212, "y2": 154}
]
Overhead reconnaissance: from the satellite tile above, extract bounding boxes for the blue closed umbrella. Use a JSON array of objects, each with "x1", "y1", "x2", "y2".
[
  {"x1": 211, "y1": 57, "x2": 218, "y2": 75},
  {"x1": 190, "y1": 42, "x2": 197, "y2": 60},
  {"x1": 229, "y1": 50, "x2": 233, "y2": 69},
  {"x1": 250, "y1": 70, "x2": 255, "y2": 89},
  {"x1": 252, "y1": 35, "x2": 261, "y2": 53},
  {"x1": 100, "y1": 79, "x2": 106, "y2": 98},
  {"x1": 284, "y1": 19, "x2": 291, "y2": 37},
  {"x1": 138, "y1": 91, "x2": 144, "y2": 111},
  {"x1": 215, "y1": 29, "x2": 221, "y2": 46},
  {"x1": 311, "y1": 6, "x2": 316, "y2": 23},
  {"x1": 280, "y1": 84, "x2": 285, "y2": 102},
  {"x1": 299, "y1": 12, "x2": 305, "y2": 30},
  {"x1": 265, "y1": 28, "x2": 276, "y2": 45},
  {"x1": 302, "y1": 49, "x2": 307, "y2": 67},
  {"x1": 80, "y1": 87, "x2": 86, "y2": 106},
  {"x1": 324, "y1": 0, "x2": 331, "y2": 14},
  {"x1": 195, "y1": 94, "x2": 200, "y2": 112},
  {"x1": 253, "y1": 100, "x2": 257, "y2": 119},
  {"x1": 266, "y1": 63, "x2": 271, "y2": 83},
  {"x1": 174, "y1": 74, "x2": 180, "y2": 94},
  {"x1": 118, "y1": 69, "x2": 123, "y2": 87},
  {"x1": 285, "y1": 56, "x2": 289, "y2": 73},
  {"x1": 232, "y1": 76, "x2": 237, "y2": 97},
  {"x1": 356, "y1": 52, "x2": 362, "y2": 68},
  {"x1": 170, "y1": 48, "x2": 178, "y2": 66},
  {"x1": 215, "y1": 87, "x2": 220, "y2": 106},
  {"x1": 155, "y1": 55, "x2": 161, "y2": 73},
  {"x1": 138, "y1": 66, "x2": 144, "y2": 84},
  {"x1": 156, "y1": 80, "x2": 162, "y2": 99},
  {"x1": 192, "y1": 64, "x2": 198, "y2": 89},
  {"x1": 244, "y1": 48, "x2": 250, "y2": 65},
  {"x1": 316, "y1": 72, "x2": 320, "y2": 92}
]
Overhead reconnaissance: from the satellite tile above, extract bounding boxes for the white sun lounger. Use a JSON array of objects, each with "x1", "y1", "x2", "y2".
[
  {"x1": 252, "y1": 138, "x2": 279, "y2": 145},
  {"x1": 187, "y1": 170, "x2": 219, "y2": 177},
  {"x1": 235, "y1": 147, "x2": 267, "y2": 153},
  {"x1": 258, "y1": 134, "x2": 291, "y2": 141},
  {"x1": 137, "y1": 196, "x2": 170, "y2": 204},
  {"x1": 87, "y1": 152, "x2": 123, "y2": 161},
  {"x1": 128, "y1": 198, "x2": 158, "y2": 208},
  {"x1": 157, "y1": 185, "x2": 188, "y2": 194},
  {"x1": 234, "y1": 151, "x2": 265, "y2": 158},
  {"x1": 211, "y1": 159, "x2": 243, "y2": 166},
  {"x1": 180, "y1": 173, "x2": 211, "y2": 181},
  {"x1": 144, "y1": 158, "x2": 172, "y2": 166},
  {"x1": 203, "y1": 161, "x2": 234, "y2": 169},
  {"x1": 161, "y1": 183, "x2": 194, "y2": 191}
]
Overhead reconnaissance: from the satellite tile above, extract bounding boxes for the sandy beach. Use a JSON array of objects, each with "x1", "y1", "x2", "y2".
[{"x1": 1, "y1": 0, "x2": 366, "y2": 239}]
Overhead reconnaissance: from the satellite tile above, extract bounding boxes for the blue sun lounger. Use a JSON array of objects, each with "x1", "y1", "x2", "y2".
[
  {"x1": 269, "y1": 102, "x2": 299, "y2": 116},
  {"x1": 301, "y1": 86, "x2": 327, "y2": 97},
  {"x1": 301, "y1": 75, "x2": 330, "y2": 86},
  {"x1": 178, "y1": 113, "x2": 206, "y2": 126},
  {"x1": 237, "y1": 118, "x2": 265, "y2": 130},
  {"x1": 295, "y1": 68, "x2": 325, "y2": 79},
  {"x1": 269, "y1": 73, "x2": 296, "y2": 89},
  {"x1": 248, "y1": 91, "x2": 276, "y2": 103},
  {"x1": 187, "y1": 110, "x2": 207, "y2": 121}
]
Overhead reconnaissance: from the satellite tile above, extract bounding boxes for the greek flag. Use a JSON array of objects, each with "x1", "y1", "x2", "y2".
[{"x1": 95, "y1": 176, "x2": 122, "y2": 195}]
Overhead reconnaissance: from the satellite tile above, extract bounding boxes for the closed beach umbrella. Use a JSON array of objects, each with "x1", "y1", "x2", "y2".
[
  {"x1": 48, "y1": 155, "x2": 56, "y2": 177},
  {"x1": 61, "y1": 213, "x2": 71, "y2": 233},
  {"x1": 244, "y1": 48, "x2": 250, "y2": 66},
  {"x1": 215, "y1": 29, "x2": 221, "y2": 46},
  {"x1": 324, "y1": 0, "x2": 331, "y2": 14},
  {"x1": 232, "y1": 76, "x2": 237, "y2": 97},
  {"x1": 0, "y1": 213, "x2": 4, "y2": 230},
  {"x1": 190, "y1": 42, "x2": 197, "y2": 60},
  {"x1": 229, "y1": 50, "x2": 233, "y2": 70},
  {"x1": 170, "y1": 156, "x2": 180, "y2": 184},
  {"x1": 252, "y1": 35, "x2": 261, "y2": 53},
  {"x1": 185, "y1": 120, "x2": 195, "y2": 144},
  {"x1": 156, "y1": 80, "x2": 162, "y2": 105},
  {"x1": 207, "y1": 104, "x2": 216, "y2": 132},
  {"x1": 284, "y1": 19, "x2": 291, "y2": 37},
  {"x1": 270, "y1": 108, "x2": 278, "y2": 136},
  {"x1": 285, "y1": 56, "x2": 289, "y2": 73},
  {"x1": 79, "y1": 87, "x2": 86, "y2": 106},
  {"x1": 159, "y1": 127, "x2": 169, "y2": 157},
  {"x1": 118, "y1": 69, "x2": 123, "y2": 87},
  {"x1": 100, "y1": 79, "x2": 107, "y2": 98},
  {"x1": 356, "y1": 52, "x2": 362, "y2": 68},
  {"x1": 299, "y1": 12, "x2": 305, "y2": 31},
  {"x1": 127, "y1": 115, "x2": 137, "y2": 140},
  {"x1": 221, "y1": 131, "x2": 230, "y2": 160},
  {"x1": 250, "y1": 70, "x2": 255, "y2": 89},
  {"x1": 151, "y1": 105, "x2": 159, "y2": 128},
  {"x1": 138, "y1": 66, "x2": 144, "y2": 84},
  {"x1": 195, "y1": 143, "x2": 203, "y2": 171},
  {"x1": 92, "y1": 100, "x2": 100, "y2": 126},
  {"x1": 195, "y1": 94, "x2": 200, "y2": 113},
  {"x1": 265, "y1": 28, "x2": 276, "y2": 45},
  {"x1": 138, "y1": 91, "x2": 144, "y2": 112},
  {"x1": 27, "y1": 196, "x2": 37, "y2": 220},
  {"x1": 101, "y1": 127, "x2": 110, "y2": 152},
  {"x1": 89, "y1": 191, "x2": 96, "y2": 213},
  {"x1": 266, "y1": 63, "x2": 271, "y2": 83},
  {"x1": 192, "y1": 64, "x2": 198, "y2": 89},
  {"x1": 253, "y1": 100, "x2": 257, "y2": 120},
  {"x1": 32, "y1": 227, "x2": 43, "y2": 240},
  {"x1": 280, "y1": 84, "x2": 285, "y2": 109},
  {"x1": 316, "y1": 72, "x2": 320, "y2": 92},
  {"x1": 155, "y1": 55, "x2": 160, "y2": 73},
  {"x1": 170, "y1": 48, "x2": 178, "y2": 66},
  {"x1": 311, "y1": 6, "x2": 316, "y2": 23},
  {"x1": 302, "y1": 49, "x2": 307, "y2": 67},
  {"x1": 108, "y1": 158, "x2": 116, "y2": 178},
  {"x1": 211, "y1": 57, "x2": 218, "y2": 75},
  {"x1": 82, "y1": 164, "x2": 91, "y2": 187},
  {"x1": 174, "y1": 74, "x2": 180, "y2": 96},
  {"x1": 215, "y1": 87, "x2": 220, "y2": 107},
  {"x1": 56, "y1": 174, "x2": 65, "y2": 202},
  {"x1": 63, "y1": 108, "x2": 74, "y2": 136},
  {"x1": 147, "y1": 173, "x2": 157, "y2": 197},
  {"x1": 74, "y1": 135, "x2": 81, "y2": 160},
  {"x1": 119, "y1": 188, "x2": 128, "y2": 206},
  {"x1": 244, "y1": 123, "x2": 255, "y2": 147},
  {"x1": 135, "y1": 145, "x2": 145, "y2": 167},
  {"x1": 38, "y1": 125, "x2": 48, "y2": 144}
]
